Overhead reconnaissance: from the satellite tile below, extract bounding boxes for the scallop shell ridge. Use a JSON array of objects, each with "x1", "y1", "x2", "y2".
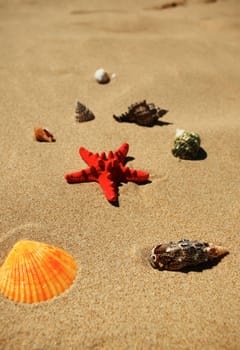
[{"x1": 0, "y1": 240, "x2": 77, "y2": 303}]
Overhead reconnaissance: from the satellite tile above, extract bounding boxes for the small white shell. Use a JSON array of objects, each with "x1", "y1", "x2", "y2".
[
  {"x1": 175, "y1": 128, "x2": 185, "y2": 138},
  {"x1": 94, "y1": 68, "x2": 110, "y2": 84}
]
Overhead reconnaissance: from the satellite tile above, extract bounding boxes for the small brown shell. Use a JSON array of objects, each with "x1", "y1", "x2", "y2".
[
  {"x1": 160, "y1": 1, "x2": 186, "y2": 10},
  {"x1": 113, "y1": 100, "x2": 165, "y2": 126},
  {"x1": 34, "y1": 128, "x2": 56, "y2": 142},
  {"x1": 75, "y1": 101, "x2": 95, "y2": 122},
  {"x1": 150, "y1": 239, "x2": 229, "y2": 271}
]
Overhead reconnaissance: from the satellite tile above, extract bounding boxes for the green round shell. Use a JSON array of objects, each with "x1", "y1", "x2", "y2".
[{"x1": 172, "y1": 129, "x2": 201, "y2": 160}]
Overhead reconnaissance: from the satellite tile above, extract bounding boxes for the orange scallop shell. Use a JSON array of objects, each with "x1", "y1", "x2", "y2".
[{"x1": 0, "y1": 240, "x2": 77, "y2": 303}]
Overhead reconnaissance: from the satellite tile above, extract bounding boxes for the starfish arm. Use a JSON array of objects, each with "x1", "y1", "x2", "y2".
[
  {"x1": 123, "y1": 167, "x2": 149, "y2": 183},
  {"x1": 79, "y1": 147, "x2": 100, "y2": 167},
  {"x1": 98, "y1": 176, "x2": 118, "y2": 202},
  {"x1": 114, "y1": 143, "x2": 129, "y2": 163},
  {"x1": 65, "y1": 168, "x2": 96, "y2": 183}
]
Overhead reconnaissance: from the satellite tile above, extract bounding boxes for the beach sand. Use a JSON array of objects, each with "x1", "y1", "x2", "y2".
[{"x1": 0, "y1": 0, "x2": 239, "y2": 349}]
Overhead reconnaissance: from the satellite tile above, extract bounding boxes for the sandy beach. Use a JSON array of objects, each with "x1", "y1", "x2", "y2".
[{"x1": 0, "y1": 0, "x2": 240, "y2": 349}]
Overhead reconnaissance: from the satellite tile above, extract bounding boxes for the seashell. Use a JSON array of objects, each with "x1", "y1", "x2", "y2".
[
  {"x1": 160, "y1": 0, "x2": 186, "y2": 10},
  {"x1": 150, "y1": 239, "x2": 229, "y2": 271},
  {"x1": 172, "y1": 129, "x2": 201, "y2": 159},
  {"x1": 0, "y1": 240, "x2": 77, "y2": 303},
  {"x1": 75, "y1": 101, "x2": 95, "y2": 122},
  {"x1": 34, "y1": 127, "x2": 56, "y2": 142},
  {"x1": 94, "y1": 68, "x2": 110, "y2": 84},
  {"x1": 113, "y1": 100, "x2": 165, "y2": 127}
]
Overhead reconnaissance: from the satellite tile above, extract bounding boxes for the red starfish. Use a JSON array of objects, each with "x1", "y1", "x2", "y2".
[{"x1": 64, "y1": 143, "x2": 149, "y2": 202}]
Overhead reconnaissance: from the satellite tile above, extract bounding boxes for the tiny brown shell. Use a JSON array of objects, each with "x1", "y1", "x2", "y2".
[
  {"x1": 34, "y1": 128, "x2": 56, "y2": 142},
  {"x1": 160, "y1": 0, "x2": 186, "y2": 10},
  {"x1": 75, "y1": 101, "x2": 95, "y2": 122}
]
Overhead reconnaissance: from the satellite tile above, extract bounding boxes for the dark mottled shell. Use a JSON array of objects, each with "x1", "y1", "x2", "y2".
[
  {"x1": 113, "y1": 100, "x2": 164, "y2": 126},
  {"x1": 172, "y1": 129, "x2": 201, "y2": 160},
  {"x1": 160, "y1": 0, "x2": 186, "y2": 10},
  {"x1": 75, "y1": 101, "x2": 95, "y2": 122},
  {"x1": 34, "y1": 128, "x2": 56, "y2": 142},
  {"x1": 150, "y1": 239, "x2": 228, "y2": 271}
]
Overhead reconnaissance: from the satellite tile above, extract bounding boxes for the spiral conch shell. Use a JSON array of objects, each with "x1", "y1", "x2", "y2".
[
  {"x1": 113, "y1": 100, "x2": 166, "y2": 127},
  {"x1": 0, "y1": 240, "x2": 77, "y2": 303},
  {"x1": 150, "y1": 239, "x2": 229, "y2": 271},
  {"x1": 75, "y1": 101, "x2": 95, "y2": 122}
]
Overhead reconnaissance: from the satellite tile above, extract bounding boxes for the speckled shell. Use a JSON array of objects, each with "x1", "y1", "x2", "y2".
[
  {"x1": 172, "y1": 129, "x2": 201, "y2": 159},
  {"x1": 113, "y1": 100, "x2": 164, "y2": 126},
  {"x1": 150, "y1": 239, "x2": 228, "y2": 271},
  {"x1": 34, "y1": 128, "x2": 56, "y2": 142},
  {"x1": 0, "y1": 240, "x2": 77, "y2": 303},
  {"x1": 75, "y1": 101, "x2": 95, "y2": 122},
  {"x1": 160, "y1": 0, "x2": 186, "y2": 10}
]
